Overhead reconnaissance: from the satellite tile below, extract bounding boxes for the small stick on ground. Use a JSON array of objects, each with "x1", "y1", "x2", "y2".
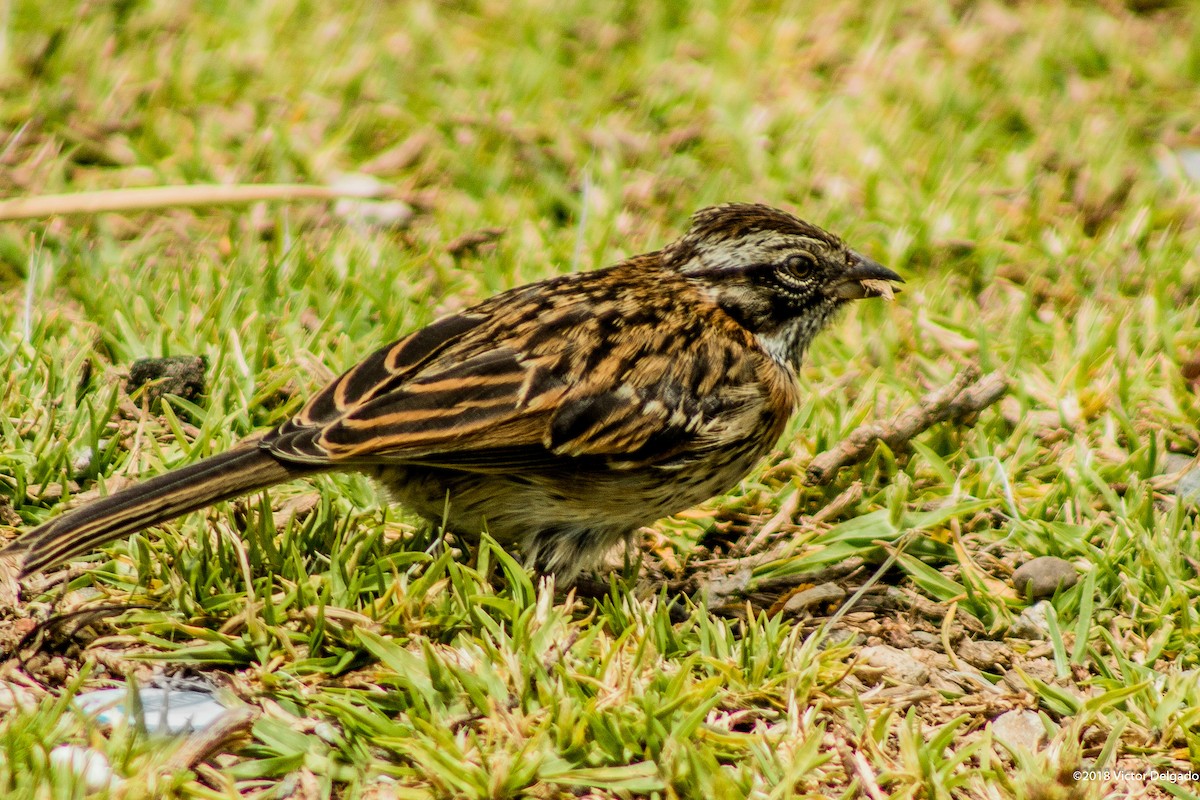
[
  {"x1": 447, "y1": 227, "x2": 506, "y2": 258},
  {"x1": 809, "y1": 480, "x2": 864, "y2": 526},
  {"x1": 806, "y1": 366, "x2": 1009, "y2": 486},
  {"x1": 0, "y1": 183, "x2": 403, "y2": 221},
  {"x1": 0, "y1": 553, "x2": 19, "y2": 607},
  {"x1": 835, "y1": 737, "x2": 888, "y2": 800},
  {"x1": 162, "y1": 708, "x2": 258, "y2": 774}
]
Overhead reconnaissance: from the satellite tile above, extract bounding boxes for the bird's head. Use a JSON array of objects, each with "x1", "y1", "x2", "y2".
[{"x1": 664, "y1": 203, "x2": 903, "y2": 368}]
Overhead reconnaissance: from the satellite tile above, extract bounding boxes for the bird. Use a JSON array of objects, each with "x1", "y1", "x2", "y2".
[{"x1": 0, "y1": 203, "x2": 902, "y2": 581}]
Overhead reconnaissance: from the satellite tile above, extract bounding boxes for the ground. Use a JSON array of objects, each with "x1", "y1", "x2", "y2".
[{"x1": 1, "y1": 0, "x2": 1200, "y2": 798}]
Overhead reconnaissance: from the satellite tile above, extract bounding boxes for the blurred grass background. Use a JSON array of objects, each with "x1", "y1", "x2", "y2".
[{"x1": 1, "y1": 0, "x2": 1199, "y2": 797}]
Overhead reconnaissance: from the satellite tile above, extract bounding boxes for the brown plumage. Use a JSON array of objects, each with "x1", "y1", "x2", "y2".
[{"x1": 1, "y1": 203, "x2": 901, "y2": 579}]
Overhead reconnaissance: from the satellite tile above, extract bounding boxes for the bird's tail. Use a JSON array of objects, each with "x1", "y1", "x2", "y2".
[{"x1": 1, "y1": 445, "x2": 307, "y2": 577}]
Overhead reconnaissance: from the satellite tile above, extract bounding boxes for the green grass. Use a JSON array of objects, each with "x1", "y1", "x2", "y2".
[{"x1": 2, "y1": 0, "x2": 1200, "y2": 797}]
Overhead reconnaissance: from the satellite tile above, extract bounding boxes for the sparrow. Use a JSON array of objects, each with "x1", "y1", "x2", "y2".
[{"x1": 1, "y1": 203, "x2": 902, "y2": 580}]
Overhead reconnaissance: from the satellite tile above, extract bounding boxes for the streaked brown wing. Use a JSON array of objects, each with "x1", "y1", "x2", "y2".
[
  {"x1": 281, "y1": 311, "x2": 489, "y2": 430},
  {"x1": 263, "y1": 266, "x2": 772, "y2": 472},
  {"x1": 268, "y1": 346, "x2": 562, "y2": 463}
]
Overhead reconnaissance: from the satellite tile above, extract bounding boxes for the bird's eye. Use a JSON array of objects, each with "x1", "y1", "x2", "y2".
[{"x1": 781, "y1": 252, "x2": 817, "y2": 281}]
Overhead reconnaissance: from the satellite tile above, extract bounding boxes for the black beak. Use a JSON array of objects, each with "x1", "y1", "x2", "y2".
[{"x1": 831, "y1": 251, "x2": 904, "y2": 300}]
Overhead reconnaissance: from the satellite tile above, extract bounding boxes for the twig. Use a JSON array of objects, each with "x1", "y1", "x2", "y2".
[
  {"x1": 809, "y1": 480, "x2": 864, "y2": 526},
  {"x1": 12, "y1": 604, "x2": 151, "y2": 660},
  {"x1": 0, "y1": 552, "x2": 19, "y2": 607},
  {"x1": 749, "y1": 556, "x2": 867, "y2": 597},
  {"x1": 0, "y1": 183, "x2": 400, "y2": 221},
  {"x1": 741, "y1": 487, "x2": 802, "y2": 553},
  {"x1": 161, "y1": 708, "x2": 258, "y2": 773},
  {"x1": 835, "y1": 737, "x2": 888, "y2": 800},
  {"x1": 806, "y1": 366, "x2": 1009, "y2": 486},
  {"x1": 446, "y1": 227, "x2": 506, "y2": 258}
]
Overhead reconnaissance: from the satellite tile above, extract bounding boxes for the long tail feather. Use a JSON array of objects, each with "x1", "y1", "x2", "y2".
[{"x1": 2, "y1": 446, "x2": 309, "y2": 576}]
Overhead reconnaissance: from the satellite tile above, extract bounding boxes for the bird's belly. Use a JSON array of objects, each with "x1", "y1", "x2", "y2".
[{"x1": 368, "y1": 438, "x2": 771, "y2": 576}]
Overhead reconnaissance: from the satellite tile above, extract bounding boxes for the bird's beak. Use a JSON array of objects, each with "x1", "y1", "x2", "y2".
[{"x1": 831, "y1": 251, "x2": 905, "y2": 300}]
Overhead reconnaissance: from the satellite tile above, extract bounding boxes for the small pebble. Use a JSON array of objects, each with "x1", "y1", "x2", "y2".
[
  {"x1": 50, "y1": 746, "x2": 120, "y2": 792},
  {"x1": 1013, "y1": 556, "x2": 1077, "y2": 599},
  {"x1": 1011, "y1": 601, "x2": 1052, "y2": 639},
  {"x1": 331, "y1": 174, "x2": 414, "y2": 230},
  {"x1": 1163, "y1": 453, "x2": 1195, "y2": 474},
  {"x1": 857, "y1": 645, "x2": 930, "y2": 685},
  {"x1": 1178, "y1": 467, "x2": 1200, "y2": 508},
  {"x1": 335, "y1": 198, "x2": 414, "y2": 229},
  {"x1": 990, "y1": 709, "x2": 1049, "y2": 754},
  {"x1": 956, "y1": 639, "x2": 1011, "y2": 670},
  {"x1": 1178, "y1": 148, "x2": 1200, "y2": 183},
  {"x1": 1161, "y1": 454, "x2": 1200, "y2": 508},
  {"x1": 700, "y1": 566, "x2": 752, "y2": 604},
  {"x1": 0, "y1": 681, "x2": 36, "y2": 713},
  {"x1": 907, "y1": 630, "x2": 941, "y2": 649}
]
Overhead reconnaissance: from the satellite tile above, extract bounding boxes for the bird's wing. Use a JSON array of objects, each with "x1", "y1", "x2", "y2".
[{"x1": 264, "y1": 268, "x2": 782, "y2": 472}]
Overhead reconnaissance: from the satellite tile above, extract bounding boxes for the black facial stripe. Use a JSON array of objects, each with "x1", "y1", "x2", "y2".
[{"x1": 681, "y1": 260, "x2": 775, "y2": 281}]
